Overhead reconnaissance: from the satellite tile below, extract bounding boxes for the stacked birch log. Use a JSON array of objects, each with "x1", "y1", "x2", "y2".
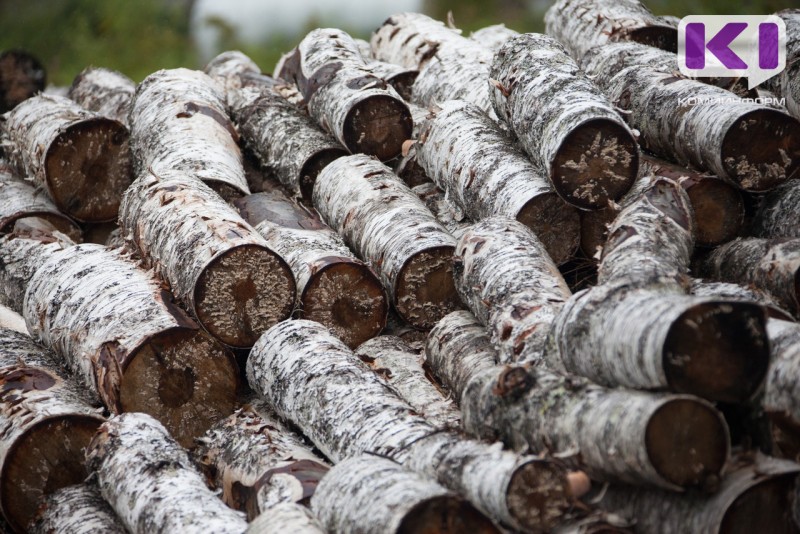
[{"x1": 1, "y1": 0, "x2": 800, "y2": 532}]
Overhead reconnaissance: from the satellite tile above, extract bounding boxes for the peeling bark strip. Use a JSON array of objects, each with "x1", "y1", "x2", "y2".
[
  {"x1": 763, "y1": 319, "x2": 800, "y2": 457},
  {"x1": 194, "y1": 399, "x2": 329, "y2": 520},
  {"x1": 470, "y1": 24, "x2": 519, "y2": 51},
  {"x1": 752, "y1": 180, "x2": 800, "y2": 238},
  {"x1": 593, "y1": 454, "x2": 800, "y2": 533},
  {"x1": 120, "y1": 171, "x2": 295, "y2": 348},
  {"x1": 87, "y1": 413, "x2": 248, "y2": 534},
  {"x1": 0, "y1": 328, "x2": 104, "y2": 532},
  {"x1": 355, "y1": 336, "x2": 461, "y2": 429},
  {"x1": 67, "y1": 67, "x2": 135, "y2": 126},
  {"x1": 247, "y1": 503, "x2": 325, "y2": 534},
  {"x1": 247, "y1": 320, "x2": 572, "y2": 531},
  {"x1": 416, "y1": 100, "x2": 580, "y2": 264},
  {"x1": 312, "y1": 454, "x2": 499, "y2": 534},
  {"x1": 129, "y1": 68, "x2": 249, "y2": 199},
  {"x1": 544, "y1": 0, "x2": 677, "y2": 60},
  {"x1": 236, "y1": 191, "x2": 387, "y2": 348},
  {"x1": 276, "y1": 28, "x2": 412, "y2": 160},
  {"x1": 490, "y1": 34, "x2": 639, "y2": 210},
  {"x1": 313, "y1": 155, "x2": 461, "y2": 329},
  {"x1": 426, "y1": 311, "x2": 730, "y2": 490},
  {"x1": 454, "y1": 218, "x2": 572, "y2": 365},
  {"x1": 29, "y1": 484, "x2": 126, "y2": 534},
  {"x1": 0, "y1": 50, "x2": 45, "y2": 113},
  {"x1": 1, "y1": 94, "x2": 131, "y2": 222},
  {"x1": 23, "y1": 243, "x2": 239, "y2": 447},
  {"x1": 411, "y1": 182, "x2": 472, "y2": 238}
]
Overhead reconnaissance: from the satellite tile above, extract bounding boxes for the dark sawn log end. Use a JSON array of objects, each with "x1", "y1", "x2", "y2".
[
  {"x1": 397, "y1": 495, "x2": 500, "y2": 534},
  {"x1": 395, "y1": 245, "x2": 462, "y2": 330},
  {"x1": 517, "y1": 192, "x2": 580, "y2": 265},
  {"x1": 344, "y1": 95, "x2": 413, "y2": 161}
]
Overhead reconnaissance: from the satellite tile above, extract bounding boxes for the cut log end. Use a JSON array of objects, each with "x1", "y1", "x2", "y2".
[
  {"x1": 719, "y1": 471, "x2": 798, "y2": 534},
  {"x1": 0, "y1": 50, "x2": 45, "y2": 113},
  {"x1": 626, "y1": 26, "x2": 678, "y2": 53},
  {"x1": 506, "y1": 460, "x2": 572, "y2": 532},
  {"x1": 397, "y1": 496, "x2": 500, "y2": 534},
  {"x1": 516, "y1": 192, "x2": 580, "y2": 265},
  {"x1": 385, "y1": 71, "x2": 418, "y2": 102},
  {"x1": 0, "y1": 214, "x2": 80, "y2": 242},
  {"x1": 645, "y1": 398, "x2": 729, "y2": 489},
  {"x1": 664, "y1": 302, "x2": 769, "y2": 403},
  {"x1": 299, "y1": 148, "x2": 349, "y2": 201},
  {"x1": 1, "y1": 415, "x2": 102, "y2": 532},
  {"x1": 44, "y1": 118, "x2": 132, "y2": 222},
  {"x1": 395, "y1": 245, "x2": 461, "y2": 329},
  {"x1": 344, "y1": 95, "x2": 413, "y2": 161},
  {"x1": 552, "y1": 119, "x2": 638, "y2": 210},
  {"x1": 194, "y1": 244, "x2": 296, "y2": 348},
  {"x1": 685, "y1": 178, "x2": 744, "y2": 247}
]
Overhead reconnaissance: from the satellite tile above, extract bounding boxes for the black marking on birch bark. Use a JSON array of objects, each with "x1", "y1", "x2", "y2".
[
  {"x1": 247, "y1": 319, "x2": 573, "y2": 532},
  {"x1": 470, "y1": 24, "x2": 519, "y2": 51},
  {"x1": 1, "y1": 94, "x2": 131, "y2": 222},
  {"x1": 0, "y1": 328, "x2": 104, "y2": 532},
  {"x1": 416, "y1": 100, "x2": 580, "y2": 264},
  {"x1": 247, "y1": 503, "x2": 326, "y2": 534},
  {"x1": 762, "y1": 319, "x2": 800, "y2": 457},
  {"x1": 0, "y1": 50, "x2": 45, "y2": 113},
  {"x1": 120, "y1": 170, "x2": 296, "y2": 348},
  {"x1": 544, "y1": 0, "x2": 677, "y2": 60},
  {"x1": 490, "y1": 34, "x2": 639, "y2": 210},
  {"x1": 313, "y1": 155, "x2": 461, "y2": 329},
  {"x1": 752, "y1": 179, "x2": 800, "y2": 239},
  {"x1": 312, "y1": 454, "x2": 500, "y2": 534},
  {"x1": 67, "y1": 67, "x2": 135, "y2": 126},
  {"x1": 691, "y1": 279, "x2": 793, "y2": 321},
  {"x1": 411, "y1": 182, "x2": 472, "y2": 238},
  {"x1": 765, "y1": 10, "x2": 800, "y2": 119},
  {"x1": 29, "y1": 483, "x2": 126, "y2": 534},
  {"x1": 87, "y1": 413, "x2": 248, "y2": 534},
  {"x1": 23, "y1": 243, "x2": 239, "y2": 447}
]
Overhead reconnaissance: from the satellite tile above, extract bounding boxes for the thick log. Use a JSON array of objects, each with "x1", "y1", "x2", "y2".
[
  {"x1": 29, "y1": 484, "x2": 126, "y2": 534},
  {"x1": 0, "y1": 305, "x2": 25, "y2": 334},
  {"x1": 311, "y1": 454, "x2": 499, "y2": 534},
  {"x1": 469, "y1": 24, "x2": 518, "y2": 51},
  {"x1": 23, "y1": 243, "x2": 239, "y2": 447},
  {"x1": 67, "y1": 67, "x2": 135, "y2": 126},
  {"x1": 0, "y1": 328, "x2": 104, "y2": 532},
  {"x1": 690, "y1": 279, "x2": 792, "y2": 320},
  {"x1": 490, "y1": 34, "x2": 639, "y2": 210},
  {"x1": 87, "y1": 413, "x2": 248, "y2": 534},
  {"x1": 120, "y1": 170, "x2": 295, "y2": 348},
  {"x1": 247, "y1": 319, "x2": 573, "y2": 531},
  {"x1": 766, "y1": 10, "x2": 800, "y2": 119},
  {"x1": 276, "y1": 28, "x2": 412, "y2": 160},
  {"x1": 0, "y1": 50, "x2": 45, "y2": 113},
  {"x1": 764, "y1": 319, "x2": 800, "y2": 458},
  {"x1": 411, "y1": 182, "x2": 472, "y2": 237},
  {"x1": 1, "y1": 94, "x2": 131, "y2": 222},
  {"x1": 416, "y1": 100, "x2": 580, "y2": 264},
  {"x1": 313, "y1": 155, "x2": 461, "y2": 329},
  {"x1": 235, "y1": 190, "x2": 387, "y2": 348},
  {"x1": 247, "y1": 503, "x2": 325, "y2": 534}
]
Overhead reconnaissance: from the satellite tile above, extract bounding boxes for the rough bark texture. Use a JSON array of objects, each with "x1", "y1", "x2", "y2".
[
  {"x1": 87, "y1": 413, "x2": 248, "y2": 534},
  {"x1": 764, "y1": 319, "x2": 800, "y2": 458},
  {"x1": 247, "y1": 503, "x2": 325, "y2": 534},
  {"x1": 411, "y1": 182, "x2": 472, "y2": 238},
  {"x1": 0, "y1": 50, "x2": 45, "y2": 113},
  {"x1": 23, "y1": 243, "x2": 239, "y2": 447},
  {"x1": 0, "y1": 305, "x2": 25, "y2": 334},
  {"x1": 767, "y1": 10, "x2": 800, "y2": 119},
  {"x1": 415, "y1": 100, "x2": 580, "y2": 264},
  {"x1": 120, "y1": 170, "x2": 296, "y2": 348},
  {"x1": 129, "y1": 68, "x2": 249, "y2": 198},
  {"x1": 235, "y1": 191, "x2": 387, "y2": 348},
  {"x1": 313, "y1": 155, "x2": 461, "y2": 329},
  {"x1": 752, "y1": 179, "x2": 800, "y2": 238},
  {"x1": 469, "y1": 24, "x2": 519, "y2": 51},
  {"x1": 67, "y1": 67, "x2": 135, "y2": 126},
  {"x1": 690, "y1": 279, "x2": 792, "y2": 320},
  {"x1": 1, "y1": 94, "x2": 132, "y2": 222},
  {"x1": 0, "y1": 328, "x2": 104, "y2": 532},
  {"x1": 490, "y1": 34, "x2": 639, "y2": 210},
  {"x1": 29, "y1": 484, "x2": 126, "y2": 534},
  {"x1": 312, "y1": 454, "x2": 500, "y2": 534},
  {"x1": 193, "y1": 399, "x2": 330, "y2": 520},
  {"x1": 276, "y1": 28, "x2": 412, "y2": 160},
  {"x1": 247, "y1": 319, "x2": 573, "y2": 532}
]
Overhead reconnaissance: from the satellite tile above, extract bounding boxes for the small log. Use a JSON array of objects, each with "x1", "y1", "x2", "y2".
[
  {"x1": 313, "y1": 155, "x2": 461, "y2": 329},
  {"x1": 247, "y1": 503, "x2": 325, "y2": 534},
  {"x1": 67, "y1": 67, "x2": 135, "y2": 126},
  {"x1": 490, "y1": 34, "x2": 639, "y2": 210},
  {"x1": 469, "y1": 24, "x2": 519, "y2": 51},
  {"x1": 764, "y1": 319, "x2": 800, "y2": 458},
  {"x1": 120, "y1": 170, "x2": 296, "y2": 348},
  {"x1": 752, "y1": 180, "x2": 800, "y2": 238},
  {"x1": 276, "y1": 28, "x2": 412, "y2": 160},
  {"x1": 29, "y1": 484, "x2": 126, "y2": 534},
  {"x1": 1, "y1": 94, "x2": 131, "y2": 222},
  {"x1": 311, "y1": 454, "x2": 499, "y2": 534},
  {"x1": 0, "y1": 304, "x2": 25, "y2": 334},
  {"x1": 0, "y1": 328, "x2": 104, "y2": 532},
  {"x1": 411, "y1": 182, "x2": 472, "y2": 237},
  {"x1": 86, "y1": 413, "x2": 248, "y2": 534},
  {"x1": 0, "y1": 49, "x2": 45, "y2": 113}
]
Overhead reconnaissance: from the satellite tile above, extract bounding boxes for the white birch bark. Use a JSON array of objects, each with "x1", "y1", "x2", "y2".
[
  {"x1": 29, "y1": 484, "x2": 126, "y2": 534},
  {"x1": 766, "y1": 10, "x2": 800, "y2": 119},
  {"x1": 470, "y1": 24, "x2": 519, "y2": 51},
  {"x1": 67, "y1": 67, "x2": 135, "y2": 126},
  {"x1": 87, "y1": 413, "x2": 248, "y2": 534},
  {"x1": 0, "y1": 304, "x2": 26, "y2": 333},
  {"x1": 690, "y1": 279, "x2": 793, "y2": 320},
  {"x1": 365, "y1": 60, "x2": 418, "y2": 101},
  {"x1": 411, "y1": 182, "x2": 472, "y2": 238},
  {"x1": 247, "y1": 503, "x2": 325, "y2": 534},
  {"x1": 752, "y1": 179, "x2": 800, "y2": 238},
  {"x1": 763, "y1": 318, "x2": 800, "y2": 456},
  {"x1": 0, "y1": 49, "x2": 46, "y2": 113}
]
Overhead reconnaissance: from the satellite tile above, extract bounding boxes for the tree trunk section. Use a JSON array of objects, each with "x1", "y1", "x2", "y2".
[
  {"x1": 690, "y1": 279, "x2": 793, "y2": 320},
  {"x1": 752, "y1": 179, "x2": 800, "y2": 238},
  {"x1": 247, "y1": 503, "x2": 326, "y2": 534},
  {"x1": 0, "y1": 49, "x2": 45, "y2": 113},
  {"x1": 68, "y1": 67, "x2": 135, "y2": 126},
  {"x1": 766, "y1": 10, "x2": 800, "y2": 119},
  {"x1": 29, "y1": 484, "x2": 126, "y2": 534},
  {"x1": 469, "y1": 24, "x2": 518, "y2": 51},
  {"x1": 764, "y1": 319, "x2": 800, "y2": 458},
  {"x1": 0, "y1": 305, "x2": 25, "y2": 334},
  {"x1": 367, "y1": 61, "x2": 418, "y2": 101}
]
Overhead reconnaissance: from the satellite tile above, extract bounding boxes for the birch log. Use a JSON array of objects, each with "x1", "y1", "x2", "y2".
[
  {"x1": 752, "y1": 180, "x2": 800, "y2": 238},
  {"x1": 366, "y1": 61, "x2": 418, "y2": 101},
  {"x1": 0, "y1": 50, "x2": 45, "y2": 113},
  {"x1": 311, "y1": 454, "x2": 499, "y2": 534},
  {"x1": 193, "y1": 400, "x2": 330, "y2": 520},
  {"x1": 29, "y1": 484, "x2": 126, "y2": 534},
  {"x1": 87, "y1": 413, "x2": 248, "y2": 534},
  {"x1": 235, "y1": 191, "x2": 387, "y2": 348},
  {"x1": 276, "y1": 28, "x2": 412, "y2": 160},
  {"x1": 313, "y1": 155, "x2": 461, "y2": 329},
  {"x1": 490, "y1": 34, "x2": 639, "y2": 210},
  {"x1": 120, "y1": 170, "x2": 296, "y2": 348},
  {"x1": 247, "y1": 503, "x2": 325, "y2": 534},
  {"x1": 0, "y1": 305, "x2": 25, "y2": 334},
  {"x1": 766, "y1": 10, "x2": 800, "y2": 119},
  {"x1": 470, "y1": 24, "x2": 519, "y2": 51},
  {"x1": 415, "y1": 100, "x2": 580, "y2": 264},
  {"x1": 129, "y1": 68, "x2": 249, "y2": 199},
  {"x1": 247, "y1": 319, "x2": 573, "y2": 531},
  {"x1": 764, "y1": 319, "x2": 800, "y2": 458},
  {"x1": 23, "y1": 243, "x2": 239, "y2": 447},
  {"x1": 0, "y1": 328, "x2": 104, "y2": 532},
  {"x1": 67, "y1": 67, "x2": 135, "y2": 126},
  {"x1": 690, "y1": 279, "x2": 793, "y2": 320},
  {"x1": 411, "y1": 182, "x2": 472, "y2": 237},
  {"x1": 426, "y1": 311, "x2": 730, "y2": 490},
  {"x1": 1, "y1": 94, "x2": 131, "y2": 222}
]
